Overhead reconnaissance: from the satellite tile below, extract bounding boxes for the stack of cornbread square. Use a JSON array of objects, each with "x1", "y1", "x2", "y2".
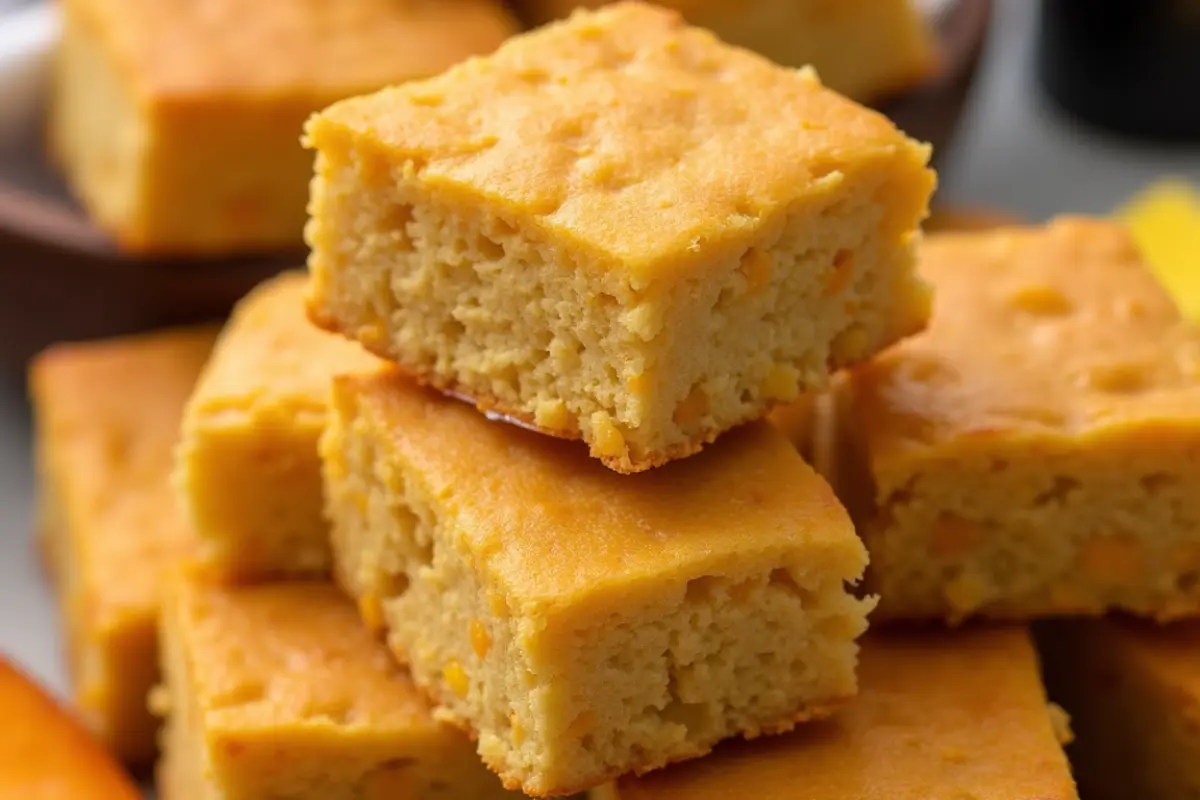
[{"x1": 39, "y1": 2, "x2": 1200, "y2": 800}]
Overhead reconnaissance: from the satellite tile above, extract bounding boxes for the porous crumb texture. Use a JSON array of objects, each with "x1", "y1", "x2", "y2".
[
  {"x1": 28, "y1": 326, "x2": 217, "y2": 764},
  {"x1": 156, "y1": 579, "x2": 518, "y2": 800},
  {"x1": 602, "y1": 627, "x2": 1079, "y2": 800},
  {"x1": 175, "y1": 272, "x2": 380, "y2": 580},
  {"x1": 516, "y1": 0, "x2": 937, "y2": 102},
  {"x1": 1038, "y1": 620, "x2": 1200, "y2": 800},
  {"x1": 305, "y1": 2, "x2": 934, "y2": 473},
  {"x1": 842, "y1": 218, "x2": 1200, "y2": 622},
  {"x1": 52, "y1": 0, "x2": 515, "y2": 253},
  {"x1": 321, "y1": 371, "x2": 872, "y2": 796}
]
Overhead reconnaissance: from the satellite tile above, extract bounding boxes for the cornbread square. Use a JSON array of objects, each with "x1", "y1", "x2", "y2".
[
  {"x1": 305, "y1": 1, "x2": 935, "y2": 473},
  {"x1": 321, "y1": 369, "x2": 873, "y2": 796},
  {"x1": 597, "y1": 626, "x2": 1078, "y2": 800},
  {"x1": 517, "y1": 0, "x2": 936, "y2": 102},
  {"x1": 1039, "y1": 619, "x2": 1200, "y2": 800},
  {"x1": 176, "y1": 272, "x2": 379, "y2": 580},
  {"x1": 156, "y1": 577, "x2": 516, "y2": 800},
  {"x1": 29, "y1": 326, "x2": 217, "y2": 763},
  {"x1": 840, "y1": 217, "x2": 1200, "y2": 622},
  {"x1": 51, "y1": 0, "x2": 515, "y2": 254},
  {"x1": 0, "y1": 657, "x2": 141, "y2": 799}
]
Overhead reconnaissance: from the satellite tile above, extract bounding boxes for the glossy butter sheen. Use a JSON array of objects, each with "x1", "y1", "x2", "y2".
[{"x1": 308, "y1": 2, "x2": 932, "y2": 284}]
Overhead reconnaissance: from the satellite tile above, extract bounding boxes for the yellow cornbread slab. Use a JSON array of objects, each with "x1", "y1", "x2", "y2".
[
  {"x1": 29, "y1": 326, "x2": 217, "y2": 764},
  {"x1": 1117, "y1": 179, "x2": 1200, "y2": 322},
  {"x1": 51, "y1": 0, "x2": 516, "y2": 254},
  {"x1": 321, "y1": 369, "x2": 873, "y2": 796},
  {"x1": 1039, "y1": 619, "x2": 1200, "y2": 800},
  {"x1": 596, "y1": 627, "x2": 1078, "y2": 800},
  {"x1": 0, "y1": 657, "x2": 142, "y2": 800},
  {"x1": 156, "y1": 577, "x2": 516, "y2": 800},
  {"x1": 305, "y1": 1, "x2": 935, "y2": 474},
  {"x1": 840, "y1": 217, "x2": 1200, "y2": 622},
  {"x1": 176, "y1": 272, "x2": 379, "y2": 580},
  {"x1": 516, "y1": 0, "x2": 936, "y2": 102}
]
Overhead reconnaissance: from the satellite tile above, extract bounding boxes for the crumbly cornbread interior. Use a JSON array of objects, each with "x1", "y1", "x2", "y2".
[
  {"x1": 598, "y1": 627, "x2": 1078, "y2": 800},
  {"x1": 843, "y1": 218, "x2": 1200, "y2": 622},
  {"x1": 305, "y1": 2, "x2": 933, "y2": 473},
  {"x1": 322, "y1": 370, "x2": 871, "y2": 796},
  {"x1": 176, "y1": 272, "x2": 379, "y2": 580},
  {"x1": 157, "y1": 578, "x2": 517, "y2": 800}
]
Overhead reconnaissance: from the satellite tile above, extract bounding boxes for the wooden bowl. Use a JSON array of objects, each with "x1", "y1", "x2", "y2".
[{"x1": 0, "y1": 0, "x2": 991, "y2": 371}]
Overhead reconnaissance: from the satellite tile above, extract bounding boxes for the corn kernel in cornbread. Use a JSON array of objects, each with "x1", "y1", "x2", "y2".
[
  {"x1": 0, "y1": 657, "x2": 141, "y2": 799},
  {"x1": 51, "y1": 0, "x2": 516, "y2": 254},
  {"x1": 596, "y1": 627, "x2": 1078, "y2": 800},
  {"x1": 29, "y1": 326, "x2": 217, "y2": 763},
  {"x1": 176, "y1": 272, "x2": 379, "y2": 580},
  {"x1": 156, "y1": 578, "x2": 516, "y2": 800},
  {"x1": 305, "y1": 1, "x2": 935, "y2": 473},
  {"x1": 1039, "y1": 619, "x2": 1200, "y2": 800},
  {"x1": 321, "y1": 369, "x2": 873, "y2": 796},
  {"x1": 516, "y1": 0, "x2": 936, "y2": 102},
  {"x1": 840, "y1": 217, "x2": 1200, "y2": 622}
]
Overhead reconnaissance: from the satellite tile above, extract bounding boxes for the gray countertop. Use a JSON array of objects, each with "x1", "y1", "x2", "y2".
[{"x1": 0, "y1": 0, "x2": 1197, "y2": 779}]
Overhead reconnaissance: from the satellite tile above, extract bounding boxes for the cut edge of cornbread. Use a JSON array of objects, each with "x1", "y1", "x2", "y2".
[
  {"x1": 859, "y1": 435, "x2": 1200, "y2": 623},
  {"x1": 322, "y1": 375, "x2": 873, "y2": 797},
  {"x1": 304, "y1": 3, "x2": 934, "y2": 473},
  {"x1": 306, "y1": 138, "x2": 931, "y2": 473},
  {"x1": 836, "y1": 219, "x2": 1200, "y2": 623}
]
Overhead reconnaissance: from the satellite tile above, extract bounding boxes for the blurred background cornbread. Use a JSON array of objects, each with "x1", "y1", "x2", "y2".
[
  {"x1": 51, "y1": 0, "x2": 516, "y2": 255},
  {"x1": 0, "y1": 0, "x2": 990, "y2": 370},
  {"x1": 836, "y1": 218, "x2": 1200, "y2": 622},
  {"x1": 29, "y1": 326, "x2": 216, "y2": 764},
  {"x1": 0, "y1": 656, "x2": 142, "y2": 799},
  {"x1": 514, "y1": 0, "x2": 937, "y2": 103}
]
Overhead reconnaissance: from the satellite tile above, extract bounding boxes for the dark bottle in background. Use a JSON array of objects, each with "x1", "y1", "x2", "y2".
[{"x1": 1038, "y1": 0, "x2": 1200, "y2": 141}]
